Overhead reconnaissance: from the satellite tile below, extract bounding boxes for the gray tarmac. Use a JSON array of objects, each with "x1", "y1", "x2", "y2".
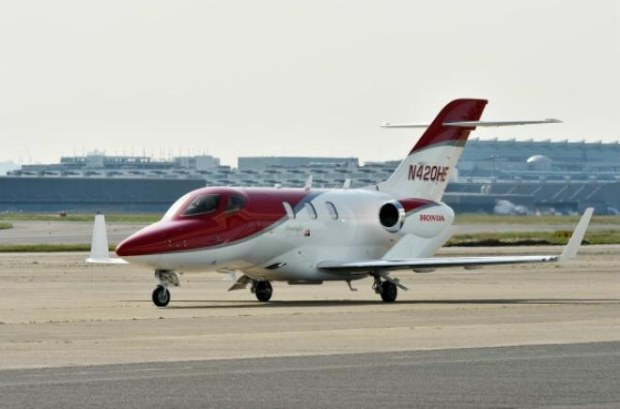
[
  {"x1": 1, "y1": 342, "x2": 618, "y2": 409},
  {"x1": 0, "y1": 229, "x2": 618, "y2": 407},
  {"x1": 0, "y1": 220, "x2": 141, "y2": 245}
]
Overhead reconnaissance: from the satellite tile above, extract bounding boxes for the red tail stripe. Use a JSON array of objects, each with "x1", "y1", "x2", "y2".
[{"x1": 410, "y1": 99, "x2": 487, "y2": 153}]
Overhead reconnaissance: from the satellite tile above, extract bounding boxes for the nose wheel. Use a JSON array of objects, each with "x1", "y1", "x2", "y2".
[
  {"x1": 152, "y1": 285, "x2": 171, "y2": 307},
  {"x1": 152, "y1": 270, "x2": 179, "y2": 307},
  {"x1": 252, "y1": 280, "x2": 273, "y2": 302}
]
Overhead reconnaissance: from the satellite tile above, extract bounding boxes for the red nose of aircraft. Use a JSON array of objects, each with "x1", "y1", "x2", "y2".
[{"x1": 115, "y1": 223, "x2": 170, "y2": 257}]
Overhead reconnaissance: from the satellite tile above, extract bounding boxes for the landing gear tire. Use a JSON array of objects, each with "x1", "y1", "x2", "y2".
[
  {"x1": 152, "y1": 285, "x2": 171, "y2": 307},
  {"x1": 380, "y1": 281, "x2": 397, "y2": 303},
  {"x1": 255, "y1": 281, "x2": 273, "y2": 302}
]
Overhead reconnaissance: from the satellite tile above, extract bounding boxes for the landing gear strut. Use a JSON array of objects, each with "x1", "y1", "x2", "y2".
[
  {"x1": 252, "y1": 280, "x2": 273, "y2": 302},
  {"x1": 372, "y1": 273, "x2": 398, "y2": 303},
  {"x1": 152, "y1": 270, "x2": 179, "y2": 307}
]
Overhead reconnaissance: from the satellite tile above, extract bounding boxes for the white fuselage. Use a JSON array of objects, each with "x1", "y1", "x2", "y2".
[{"x1": 122, "y1": 189, "x2": 455, "y2": 282}]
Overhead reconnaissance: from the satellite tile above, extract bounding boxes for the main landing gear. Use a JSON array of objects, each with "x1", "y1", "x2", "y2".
[
  {"x1": 252, "y1": 280, "x2": 273, "y2": 302},
  {"x1": 152, "y1": 270, "x2": 179, "y2": 307},
  {"x1": 227, "y1": 275, "x2": 273, "y2": 302},
  {"x1": 372, "y1": 274, "x2": 398, "y2": 303}
]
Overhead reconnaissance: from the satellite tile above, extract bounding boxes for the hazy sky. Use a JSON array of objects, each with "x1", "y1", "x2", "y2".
[{"x1": 1, "y1": 0, "x2": 618, "y2": 167}]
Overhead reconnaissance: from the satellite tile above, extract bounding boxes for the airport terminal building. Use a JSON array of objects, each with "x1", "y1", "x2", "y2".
[{"x1": 1, "y1": 139, "x2": 619, "y2": 214}]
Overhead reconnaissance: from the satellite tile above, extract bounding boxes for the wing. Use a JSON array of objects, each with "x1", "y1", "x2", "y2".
[
  {"x1": 319, "y1": 254, "x2": 558, "y2": 273},
  {"x1": 319, "y1": 208, "x2": 593, "y2": 274}
]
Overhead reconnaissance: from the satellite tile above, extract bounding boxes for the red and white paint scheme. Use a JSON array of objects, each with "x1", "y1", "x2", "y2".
[{"x1": 87, "y1": 99, "x2": 592, "y2": 306}]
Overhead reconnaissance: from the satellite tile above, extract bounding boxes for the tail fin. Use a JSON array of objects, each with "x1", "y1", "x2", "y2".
[{"x1": 378, "y1": 99, "x2": 487, "y2": 200}]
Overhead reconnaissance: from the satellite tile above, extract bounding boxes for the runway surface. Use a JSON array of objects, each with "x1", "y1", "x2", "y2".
[
  {"x1": 1, "y1": 342, "x2": 618, "y2": 409},
  {"x1": 0, "y1": 220, "x2": 141, "y2": 245},
  {"x1": 0, "y1": 245, "x2": 618, "y2": 407}
]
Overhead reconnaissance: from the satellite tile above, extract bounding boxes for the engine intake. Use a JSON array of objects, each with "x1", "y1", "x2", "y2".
[{"x1": 379, "y1": 201, "x2": 405, "y2": 233}]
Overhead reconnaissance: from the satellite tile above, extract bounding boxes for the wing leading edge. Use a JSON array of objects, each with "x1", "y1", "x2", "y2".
[{"x1": 319, "y1": 208, "x2": 594, "y2": 274}]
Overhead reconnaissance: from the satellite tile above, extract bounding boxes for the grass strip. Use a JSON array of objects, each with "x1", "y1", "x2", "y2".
[
  {"x1": 447, "y1": 230, "x2": 620, "y2": 246},
  {"x1": 0, "y1": 222, "x2": 13, "y2": 230},
  {"x1": 454, "y1": 214, "x2": 620, "y2": 226}
]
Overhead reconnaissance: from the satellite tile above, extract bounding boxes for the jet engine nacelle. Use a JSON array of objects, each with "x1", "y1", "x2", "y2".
[
  {"x1": 378, "y1": 200, "x2": 407, "y2": 233},
  {"x1": 379, "y1": 200, "x2": 454, "y2": 238}
]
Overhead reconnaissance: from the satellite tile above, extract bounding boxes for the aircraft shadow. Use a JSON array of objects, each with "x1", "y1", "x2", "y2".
[{"x1": 142, "y1": 298, "x2": 620, "y2": 310}]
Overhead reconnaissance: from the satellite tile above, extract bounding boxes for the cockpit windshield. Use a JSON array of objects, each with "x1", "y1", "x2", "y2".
[
  {"x1": 161, "y1": 193, "x2": 192, "y2": 221},
  {"x1": 161, "y1": 190, "x2": 245, "y2": 221},
  {"x1": 182, "y1": 194, "x2": 221, "y2": 217}
]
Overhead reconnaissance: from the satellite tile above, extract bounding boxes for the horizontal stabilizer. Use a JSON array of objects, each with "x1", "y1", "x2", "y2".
[{"x1": 381, "y1": 118, "x2": 562, "y2": 128}]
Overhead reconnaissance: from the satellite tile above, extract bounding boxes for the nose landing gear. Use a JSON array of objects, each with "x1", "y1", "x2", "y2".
[
  {"x1": 152, "y1": 270, "x2": 179, "y2": 307},
  {"x1": 152, "y1": 285, "x2": 171, "y2": 307}
]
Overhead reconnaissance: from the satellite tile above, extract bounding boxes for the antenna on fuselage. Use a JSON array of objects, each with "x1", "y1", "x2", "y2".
[
  {"x1": 343, "y1": 178, "x2": 352, "y2": 189},
  {"x1": 304, "y1": 175, "x2": 313, "y2": 191}
]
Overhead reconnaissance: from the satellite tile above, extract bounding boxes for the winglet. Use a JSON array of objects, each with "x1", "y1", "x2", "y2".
[
  {"x1": 559, "y1": 207, "x2": 594, "y2": 262},
  {"x1": 86, "y1": 214, "x2": 128, "y2": 264}
]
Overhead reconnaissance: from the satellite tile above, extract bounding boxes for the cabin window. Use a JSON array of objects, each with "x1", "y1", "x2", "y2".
[
  {"x1": 282, "y1": 202, "x2": 295, "y2": 219},
  {"x1": 325, "y1": 201, "x2": 338, "y2": 220},
  {"x1": 225, "y1": 195, "x2": 246, "y2": 212},
  {"x1": 183, "y1": 194, "x2": 220, "y2": 216},
  {"x1": 305, "y1": 202, "x2": 317, "y2": 219}
]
